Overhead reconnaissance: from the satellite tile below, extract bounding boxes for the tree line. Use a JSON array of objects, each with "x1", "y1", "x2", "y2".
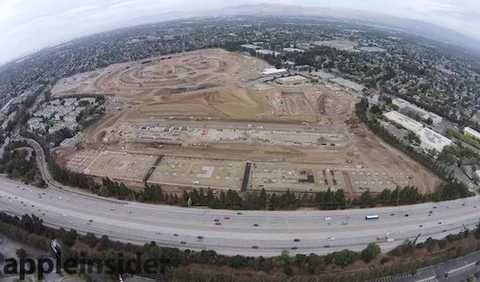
[
  {"x1": 49, "y1": 157, "x2": 472, "y2": 210},
  {"x1": 16, "y1": 103, "x2": 472, "y2": 212},
  {"x1": 3, "y1": 212, "x2": 480, "y2": 281},
  {"x1": 355, "y1": 98, "x2": 473, "y2": 201},
  {"x1": 0, "y1": 212, "x2": 381, "y2": 279},
  {"x1": 9, "y1": 126, "x2": 473, "y2": 212},
  {"x1": 0, "y1": 141, "x2": 45, "y2": 187}
]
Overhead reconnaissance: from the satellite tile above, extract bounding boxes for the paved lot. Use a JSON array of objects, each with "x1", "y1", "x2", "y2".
[
  {"x1": 83, "y1": 150, "x2": 158, "y2": 182},
  {"x1": 148, "y1": 157, "x2": 245, "y2": 190},
  {"x1": 1, "y1": 177, "x2": 480, "y2": 257}
]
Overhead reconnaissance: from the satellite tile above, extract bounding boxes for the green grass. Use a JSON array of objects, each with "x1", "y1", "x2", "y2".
[{"x1": 447, "y1": 128, "x2": 480, "y2": 149}]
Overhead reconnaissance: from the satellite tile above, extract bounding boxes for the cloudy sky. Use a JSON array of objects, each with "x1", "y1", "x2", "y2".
[{"x1": 1, "y1": 0, "x2": 479, "y2": 64}]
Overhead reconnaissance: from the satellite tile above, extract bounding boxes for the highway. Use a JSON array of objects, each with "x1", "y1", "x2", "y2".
[
  {"x1": 1, "y1": 138, "x2": 479, "y2": 257},
  {"x1": 1, "y1": 176, "x2": 480, "y2": 257},
  {"x1": 372, "y1": 250, "x2": 480, "y2": 282}
]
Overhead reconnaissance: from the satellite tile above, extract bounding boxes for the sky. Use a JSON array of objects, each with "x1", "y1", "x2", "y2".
[{"x1": 0, "y1": 0, "x2": 479, "y2": 64}]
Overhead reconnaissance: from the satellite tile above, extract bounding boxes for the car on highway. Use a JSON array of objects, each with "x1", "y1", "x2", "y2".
[{"x1": 365, "y1": 215, "x2": 379, "y2": 220}]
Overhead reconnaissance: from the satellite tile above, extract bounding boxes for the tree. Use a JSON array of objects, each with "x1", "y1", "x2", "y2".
[
  {"x1": 369, "y1": 105, "x2": 382, "y2": 115},
  {"x1": 406, "y1": 132, "x2": 420, "y2": 145},
  {"x1": 259, "y1": 189, "x2": 267, "y2": 209},
  {"x1": 97, "y1": 235, "x2": 111, "y2": 251},
  {"x1": 83, "y1": 232, "x2": 98, "y2": 248},
  {"x1": 143, "y1": 184, "x2": 163, "y2": 203},
  {"x1": 360, "y1": 190, "x2": 374, "y2": 207},
  {"x1": 383, "y1": 96, "x2": 393, "y2": 105},
  {"x1": 63, "y1": 229, "x2": 78, "y2": 247},
  {"x1": 361, "y1": 243, "x2": 381, "y2": 263},
  {"x1": 279, "y1": 249, "x2": 290, "y2": 265},
  {"x1": 269, "y1": 194, "x2": 277, "y2": 210},
  {"x1": 326, "y1": 250, "x2": 358, "y2": 267},
  {"x1": 334, "y1": 190, "x2": 346, "y2": 208}
]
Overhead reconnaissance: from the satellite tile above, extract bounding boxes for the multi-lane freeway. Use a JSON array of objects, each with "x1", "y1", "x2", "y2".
[
  {"x1": 1, "y1": 137, "x2": 479, "y2": 257},
  {"x1": 1, "y1": 175, "x2": 480, "y2": 257}
]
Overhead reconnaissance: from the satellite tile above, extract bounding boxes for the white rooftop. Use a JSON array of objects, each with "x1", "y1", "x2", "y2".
[
  {"x1": 240, "y1": 44, "x2": 260, "y2": 50},
  {"x1": 283, "y1": 47, "x2": 305, "y2": 53},
  {"x1": 465, "y1": 127, "x2": 480, "y2": 140},
  {"x1": 257, "y1": 49, "x2": 281, "y2": 56},
  {"x1": 383, "y1": 111, "x2": 451, "y2": 152},
  {"x1": 383, "y1": 111, "x2": 424, "y2": 133},
  {"x1": 262, "y1": 68, "x2": 288, "y2": 75},
  {"x1": 331, "y1": 77, "x2": 365, "y2": 91},
  {"x1": 393, "y1": 98, "x2": 442, "y2": 124},
  {"x1": 418, "y1": 128, "x2": 453, "y2": 152}
]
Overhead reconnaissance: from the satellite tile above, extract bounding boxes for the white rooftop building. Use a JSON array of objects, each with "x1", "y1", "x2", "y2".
[
  {"x1": 262, "y1": 68, "x2": 288, "y2": 76},
  {"x1": 257, "y1": 49, "x2": 281, "y2": 56},
  {"x1": 240, "y1": 44, "x2": 260, "y2": 51},
  {"x1": 392, "y1": 98, "x2": 442, "y2": 124},
  {"x1": 383, "y1": 111, "x2": 452, "y2": 153},
  {"x1": 283, "y1": 47, "x2": 305, "y2": 53},
  {"x1": 383, "y1": 111, "x2": 424, "y2": 133},
  {"x1": 313, "y1": 40, "x2": 358, "y2": 51},
  {"x1": 418, "y1": 128, "x2": 453, "y2": 152},
  {"x1": 312, "y1": 70, "x2": 335, "y2": 80},
  {"x1": 331, "y1": 77, "x2": 365, "y2": 92},
  {"x1": 464, "y1": 127, "x2": 480, "y2": 140}
]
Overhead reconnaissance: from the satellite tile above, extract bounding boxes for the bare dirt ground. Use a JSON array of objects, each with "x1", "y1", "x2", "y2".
[{"x1": 52, "y1": 49, "x2": 440, "y2": 195}]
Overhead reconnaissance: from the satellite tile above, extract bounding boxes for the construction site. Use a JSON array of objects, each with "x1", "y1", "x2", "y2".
[{"x1": 52, "y1": 49, "x2": 440, "y2": 197}]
